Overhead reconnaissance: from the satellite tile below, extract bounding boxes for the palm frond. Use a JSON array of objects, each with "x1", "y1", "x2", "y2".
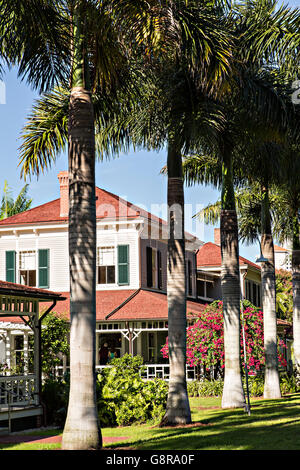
[
  {"x1": 19, "y1": 87, "x2": 69, "y2": 179},
  {"x1": 194, "y1": 200, "x2": 222, "y2": 224},
  {"x1": 0, "y1": 0, "x2": 71, "y2": 92}
]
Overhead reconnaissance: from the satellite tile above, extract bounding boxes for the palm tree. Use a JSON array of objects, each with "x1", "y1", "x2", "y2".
[
  {"x1": 188, "y1": 140, "x2": 298, "y2": 399},
  {"x1": 17, "y1": 0, "x2": 234, "y2": 425},
  {"x1": 272, "y1": 145, "x2": 300, "y2": 385},
  {"x1": 180, "y1": 0, "x2": 300, "y2": 405},
  {"x1": 17, "y1": 0, "x2": 300, "y2": 416},
  {"x1": 0, "y1": 180, "x2": 32, "y2": 219},
  {"x1": 0, "y1": 0, "x2": 166, "y2": 449}
]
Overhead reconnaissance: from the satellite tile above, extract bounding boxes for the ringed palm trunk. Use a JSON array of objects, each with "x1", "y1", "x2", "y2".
[
  {"x1": 220, "y1": 150, "x2": 245, "y2": 409},
  {"x1": 292, "y1": 210, "x2": 300, "y2": 385},
  {"x1": 62, "y1": 3, "x2": 102, "y2": 450},
  {"x1": 161, "y1": 134, "x2": 191, "y2": 425},
  {"x1": 261, "y1": 184, "x2": 281, "y2": 399}
]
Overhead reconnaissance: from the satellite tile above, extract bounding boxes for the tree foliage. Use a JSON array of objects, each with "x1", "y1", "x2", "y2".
[
  {"x1": 0, "y1": 180, "x2": 32, "y2": 220},
  {"x1": 40, "y1": 312, "x2": 69, "y2": 377},
  {"x1": 161, "y1": 300, "x2": 288, "y2": 375}
]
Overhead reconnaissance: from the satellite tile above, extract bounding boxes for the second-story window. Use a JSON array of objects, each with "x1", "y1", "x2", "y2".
[
  {"x1": 187, "y1": 260, "x2": 193, "y2": 296},
  {"x1": 97, "y1": 247, "x2": 115, "y2": 284},
  {"x1": 147, "y1": 246, "x2": 162, "y2": 289},
  {"x1": 245, "y1": 279, "x2": 261, "y2": 307},
  {"x1": 19, "y1": 251, "x2": 36, "y2": 287}
]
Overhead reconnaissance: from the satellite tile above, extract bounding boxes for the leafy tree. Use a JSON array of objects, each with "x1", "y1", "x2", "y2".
[
  {"x1": 161, "y1": 300, "x2": 288, "y2": 376},
  {"x1": 276, "y1": 270, "x2": 293, "y2": 323},
  {"x1": 0, "y1": 180, "x2": 32, "y2": 220},
  {"x1": 40, "y1": 312, "x2": 70, "y2": 377}
]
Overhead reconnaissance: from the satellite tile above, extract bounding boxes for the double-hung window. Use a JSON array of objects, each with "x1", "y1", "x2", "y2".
[
  {"x1": 6, "y1": 249, "x2": 49, "y2": 288},
  {"x1": 146, "y1": 247, "x2": 162, "y2": 289},
  {"x1": 245, "y1": 279, "x2": 261, "y2": 307},
  {"x1": 97, "y1": 247, "x2": 115, "y2": 284},
  {"x1": 19, "y1": 251, "x2": 36, "y2": 287}
]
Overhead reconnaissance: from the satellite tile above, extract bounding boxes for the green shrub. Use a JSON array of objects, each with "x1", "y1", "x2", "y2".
[
  {"x1": 97, "y1": 354, "x2": 168, "y2": 427},
  {"x1": 41, "y1": 374, "x2": 69, "y2": 427},
  {"x1": 280, "y1": 372, "x2": 298, "y2": 395},
  {"x1": 187, "y1": 372, "x2": 298, "y2": 399},
  {"x1": 188, "y1": 378, "x2": 224, "y2": 397}
]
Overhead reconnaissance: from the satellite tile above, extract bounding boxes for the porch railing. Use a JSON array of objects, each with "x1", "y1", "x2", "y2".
[
  {"x1": 56, "y1": 364, "x2": 197, "y2": 381},
  {"x1": 0, "y1": 375, "x2": 38, "y2": 409}
]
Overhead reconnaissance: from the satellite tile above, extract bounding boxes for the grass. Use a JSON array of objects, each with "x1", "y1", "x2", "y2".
[{"x1": 1, "y1": 394, "x2": 300, "y2": 450}]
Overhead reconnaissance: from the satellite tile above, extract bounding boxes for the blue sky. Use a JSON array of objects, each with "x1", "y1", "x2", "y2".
[{"x1": 0, "y1": 0, "x2": 298, "y2": 262}]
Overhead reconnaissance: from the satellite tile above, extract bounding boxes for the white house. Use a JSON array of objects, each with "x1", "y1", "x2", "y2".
[
  {"x1": 0, "y1": 171, "x2": 205, "y2": 378},
  {"x1": 274, "y1": 244, "x2": 292, "y2": 272}
]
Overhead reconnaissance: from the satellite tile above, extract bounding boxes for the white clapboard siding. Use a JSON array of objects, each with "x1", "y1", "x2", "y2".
[
  {"x1": 96, "y1": 226, "x2": 140, "y2": 290},
  {"x1": 0, "y1": 224, "x2": 140, "y2": 292}
]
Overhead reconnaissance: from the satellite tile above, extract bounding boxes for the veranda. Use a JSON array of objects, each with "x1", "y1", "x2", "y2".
[{"x1": 0, "y1": 281, "x2": 64, "y2": 432}]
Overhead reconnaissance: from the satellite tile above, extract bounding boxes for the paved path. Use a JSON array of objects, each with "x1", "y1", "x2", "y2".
[{"x1": 0, "y1": 434, "x2": 129, "y2": 446}]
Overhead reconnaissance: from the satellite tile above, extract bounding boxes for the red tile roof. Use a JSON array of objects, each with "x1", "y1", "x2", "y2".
[
  {"x1": 0, "y1": 280, "x2": 65, "y2": 301},
  {"x1": 0, "y1": 186, "x2": 197, "y2": 241},
  {"x1": 37, "y1": 289, "x2": 207, "y2": 322},
  {"x1": 0, "y1": 187, "x2": 164, "y2": 228},
  {"x1": 197, "y1": 242, "x2": 260, "y2": 271},
  {"x1": 274, "y1": 244, "x2": 288, "y2": 252}
]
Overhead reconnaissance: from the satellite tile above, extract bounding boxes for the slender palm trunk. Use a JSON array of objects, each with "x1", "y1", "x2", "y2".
[
  {"x1": 62, "y1": 3, "x2": 101, "y2": 450},
  {"x1": 292, "y1": 210, "x2": 300, "y2": 385},
  {"x1": 261, "y1": 184, "x2": 281, "y2": 399},
  {"x1": 161, "y1": 135, "x2": 191, "y2": 425},
  {"x1": 220, "y1": 150, "x2": 245, "y2": 409}
]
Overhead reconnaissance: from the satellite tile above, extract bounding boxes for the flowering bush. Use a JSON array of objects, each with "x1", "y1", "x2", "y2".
[{"x1": 161, "y1": 300, "x2": 287, "y2": 376}]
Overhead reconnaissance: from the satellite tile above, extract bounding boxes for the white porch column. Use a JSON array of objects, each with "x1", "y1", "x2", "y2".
[
  {"x1": 137, "y1": 324, "x2": 142, "y2": 357},
  {"x1": 23, "y1": 332, "x2": 29, "y2": 375},
  {"x1": 95, "y1": 329, "x2": 100, "y2": 366},
  {"x1": 5, "y1": 331, "x2": 11, "y2": 374},
  {"x1": 33, "y1": 311, "x2": 41, "y2": 406}
]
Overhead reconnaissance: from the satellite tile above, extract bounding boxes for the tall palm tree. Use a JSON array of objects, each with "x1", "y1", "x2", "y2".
[
  {"x1": 188, "y1": 140, "x2": 297, "y2": 399},
  {"x1": 0, "y1": 0, "x2": 166, "y2": 449},
  {"x1": 17, "y1": 0, "x2": 234, "y2": 425},
  {"x1": 272, "y1": 145, "x2": 300, "y2": 385},
  {"x1": 17, "y1": 0, "x2": 300, "y2": 416},
  {"x1": 180, "y1": 0, "x2": 300, "y2": 406}
]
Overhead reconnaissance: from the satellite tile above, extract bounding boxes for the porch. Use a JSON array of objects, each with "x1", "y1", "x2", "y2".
[{"x1": 0, "y1": 281, "x2": 65, "y2": 432}]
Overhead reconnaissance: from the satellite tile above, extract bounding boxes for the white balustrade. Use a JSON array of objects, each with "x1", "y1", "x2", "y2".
[
  {"x1": 0, "y1": 374, "x2": 37, "y2": 409},
  {"x1": 55, "y1": 364, "x2": 197, "y2": 381}
]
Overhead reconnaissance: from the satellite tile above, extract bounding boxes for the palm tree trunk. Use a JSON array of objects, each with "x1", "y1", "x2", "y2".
[
  {"x1": 62, "y1": 2, "x2": 101, "y2": 450},
  {"x1": 292, "y1": 211, "x2": 300, "y2": 385},
  {"x1": 161, "y1": 135, "x2": 191, "y2": 425},
  {"x1": 220, "y1": 150, "x2": 245, "y2": 409},
  {"x1": 261, "y1": 184, "x2": 281, "y2": 399}
]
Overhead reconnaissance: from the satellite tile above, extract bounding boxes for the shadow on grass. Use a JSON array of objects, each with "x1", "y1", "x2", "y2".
[{"x1": 108, "y1": 394, "x2": 300, "y2": 451}]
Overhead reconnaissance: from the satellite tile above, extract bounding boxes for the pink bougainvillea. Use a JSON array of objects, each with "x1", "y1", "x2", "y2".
[{"x1": 161, "y1": 301, "x2": 287, "y2": 374}]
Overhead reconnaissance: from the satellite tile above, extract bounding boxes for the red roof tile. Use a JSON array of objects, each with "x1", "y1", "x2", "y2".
[
  {"x1": 197, "y1": 242, "x2": 260, "y2": 271},
  {"x1": 0, "y1": 280, "x2": 64, "y2": 300},
  {"x1": 0, "y1": 186, "x2": 197, "y2": 241},
  {"x1": 38, "y1": 289, "x2": 206, "y2": 322},
  {"x1": 0, "y1": 187, "x2": 166, "y2": 227},
  {"x1": 274, "y1": 244, "x2": 288, "y2": 252}
]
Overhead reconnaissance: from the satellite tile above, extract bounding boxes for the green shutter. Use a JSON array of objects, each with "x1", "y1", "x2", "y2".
[
  {"x1": 118, "y1": 245, "x2": 129, "y2": 285},
  {"x1": 6, "y1": 251, "x2": 16, "y2": 283},
  {"x1": 38, "y1": 249, "x2": 49, "y2": 288}
]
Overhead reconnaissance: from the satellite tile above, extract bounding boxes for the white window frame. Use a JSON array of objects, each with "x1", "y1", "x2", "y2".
[
  {"x1": 97, "y1": 246, "x2": 116, "y2": 285},
  {"x1": 18, "y1": 250, "x2": 37, "y2": 287}
]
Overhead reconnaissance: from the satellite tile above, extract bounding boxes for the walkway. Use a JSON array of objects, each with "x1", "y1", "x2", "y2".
[{"x1": 0, "y1": 433, "x2": 129, "y2": 447}]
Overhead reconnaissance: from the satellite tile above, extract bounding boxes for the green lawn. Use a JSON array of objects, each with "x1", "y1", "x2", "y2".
[{"x1": 1, "y1": 394, "x2": 300, "y2": 450}]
